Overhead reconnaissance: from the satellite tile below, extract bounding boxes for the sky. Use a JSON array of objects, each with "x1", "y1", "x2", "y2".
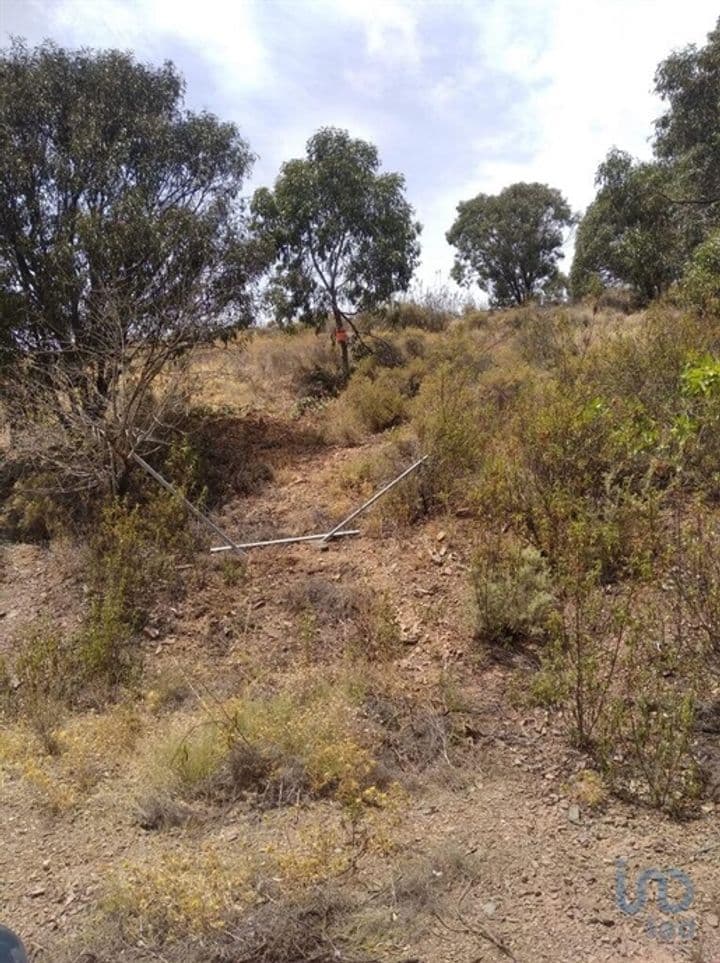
[{"x1": 1, "y1": 0, "x2": 719, "y2": 293}]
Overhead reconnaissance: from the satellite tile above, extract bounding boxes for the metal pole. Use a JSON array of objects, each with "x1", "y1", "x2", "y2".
[
  {"x1": 210, "y1": 529, "x2": 360, "y2": 552},
  {"x1": 323, "y1": 454, "x2": 429, "y2": 543},
  {"x1": 130, "y1": 451, "x2": 244, "y2": 554}
]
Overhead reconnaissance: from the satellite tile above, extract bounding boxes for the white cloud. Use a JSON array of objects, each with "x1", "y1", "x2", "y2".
[
  {"x1": 4, "y1": 0, "x2": 719, "y2": 294},
  {"x1": 51, "y1": 0, "x2": 268, "y2": 93},
  {"x1": 328, "y1": 0, "x2": 421, "y2": 66},
  {"x1": 467, "y1": 0, "x2": 718, "y2": 208},
  {"x1": 419, "y1": 0, "x2": 720, "y2": 289}
]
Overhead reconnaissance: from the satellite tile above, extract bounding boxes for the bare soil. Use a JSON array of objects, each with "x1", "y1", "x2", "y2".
[{"x1": 1, "y1": 421, "x2": 719, "y2": 963}]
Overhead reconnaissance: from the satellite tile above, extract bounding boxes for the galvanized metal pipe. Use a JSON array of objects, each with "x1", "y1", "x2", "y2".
[
  {"x1": 322, "y1": 454, "x2": 429, "y2": 543},
  {"x1": 209, "y1": 528, "x2": 361, "y2": 552},
  {"x1": 130, "y1": 451, "x2": 245, "y2": 554}
]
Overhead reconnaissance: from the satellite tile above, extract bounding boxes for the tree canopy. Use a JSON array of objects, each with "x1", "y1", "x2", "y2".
[
  {"x1": 570, "y1": 150, "x2": 687, "y2": 302},
  {"x1": 446, "y1": 182, "x2": 573, "y2": 307},
  {"x1": 251, "y1": 127, "x2": 421, "y2": 372},
  {"x1": 0, "y1": 40, "x2": 259, "y2": 372},
  {"x1": 655, "y1": 18, "x2": 720, "y2": 209}
]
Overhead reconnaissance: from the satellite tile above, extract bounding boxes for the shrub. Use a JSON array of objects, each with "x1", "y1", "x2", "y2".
[
  {"x1": 139, "y1": 675, "x2": 387, "y2": 810},
  {"x1": 380, "y1": 281, "x2": 464, "y2": 331},
  {"x1": 104, "y1": 849, "x2": 256, "y2": 941},
  {"x1": 88, "y1": 491, "x2": 195, "y2": 629},
  {"x1": 537, "y1": 573, "x2": 704, "y2": 815},
  {"x1": 352, "y1": 591, "x2": 402, "y2": 662},
  {"x1": 515, "y1": 309, "x2": 581, "y2": 372},
  {"x1": 0, "y1": 705, "x2": 143, "y2": 813},
  {"x1": 327, "y1": 364, "x2": 418, "y2": 442},
  {"x1": 412, "y1": 363, "x2": 486, "y2": 511},
  {"x1": 241, "y1": 327, "x2": 346, "y2": 402},
  {"x1": 0, "y1": 469, "x2": 75, "y2": 541},
  {"x1": 682, "y1": 230, "x2": 720, "y2": 315},
  {"x1": 339, "y1": 435, "x2": 435, "y2": 527},
  {"x1": 470, "y1": 540, "x2": 554, "y2": 647},
  {"x1": 12, "y1": 606, "x2": 138, "y2": 718}
]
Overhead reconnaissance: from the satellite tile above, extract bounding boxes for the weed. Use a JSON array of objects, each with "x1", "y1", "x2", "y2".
[
  {"x1": 138, "y1": 674, "x2": 387, "y2": 810},
  {"x1": 470, "y1": 538, "x2": 555, "y2": 647}
]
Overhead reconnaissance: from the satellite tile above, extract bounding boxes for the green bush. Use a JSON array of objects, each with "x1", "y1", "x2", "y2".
[
  {"x1": 533, "y1": 573, "x2": 703, "y2": 815},
  {"x1": 412, "y1": 363, "x2": 486, "y2": 511},
  {"x1": 89, "y1": 491, "x2": 195, "y2": 629},
  {"x1": 471, "y1": 540, "x2": 554, "y2": 647},
  {"x1": 682, "y1": 230, "x2": 720, "y2": 315}
]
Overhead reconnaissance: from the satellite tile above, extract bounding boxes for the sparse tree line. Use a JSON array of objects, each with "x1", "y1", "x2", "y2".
[
  {"x1": 3, "y1": 26, "x2": 720, "y2": 362},
  {"x1": 2, "y1": 23, "x2": 720, "y2": 488}
]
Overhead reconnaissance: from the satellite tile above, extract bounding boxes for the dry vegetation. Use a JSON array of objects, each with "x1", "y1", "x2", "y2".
[{"x1": 4, "y1": 297, "x2": 720, "y2": 962}]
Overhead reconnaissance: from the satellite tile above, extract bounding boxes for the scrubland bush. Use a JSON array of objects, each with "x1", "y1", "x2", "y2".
[
  {"x1": 0, "y1": 705, "x2": 143, "y2": 813},
  {"x1": 339, "y1": 434, "x2": 435, "y2": 527},
  {"x1": 413, "y1": 364, "x2": 486, "y2": 510},
  {"x1": 380, "y1": 281, "x2": 466, "y2": 331},
  {"x1": 531, "y1": 572, "x2": 704, "y2": 815},
  {"x1": 324, "y1": 348, "x2": 429, "y2": 443},
  {"x1": 5, "y1": 489, "x2": 197, "y2": 721},
  {"x1": 337, "y1": 366, "x2": 409, "y2": 435},
  {"x1": 471, "y1": 539, "x2": 554, "y2": 647},
  {"x1": 139, "y1": 674, "x2": 387, "y2": 811},
  {"x1": 682, "y1": 230, "x2": 720, "y2": 315}
]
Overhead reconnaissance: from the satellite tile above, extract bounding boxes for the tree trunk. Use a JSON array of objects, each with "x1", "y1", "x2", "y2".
[{"x1": 332, "y1": 306, "x2": 350, "y2": 381}]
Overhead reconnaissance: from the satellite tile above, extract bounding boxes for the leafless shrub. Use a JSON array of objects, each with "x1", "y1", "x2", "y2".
[
  {"x1": 285, "y1": 576, "x2": 360, "y2": 622},
  {"x1": 221, "y1": 885, "x2": 354, "y2": 963},
  {"x1": 1, "y1": 297, "x2": 199, "y2": 507},
  {"x1": 134, "y1": 793, "x2": 195, "y2": 830}
]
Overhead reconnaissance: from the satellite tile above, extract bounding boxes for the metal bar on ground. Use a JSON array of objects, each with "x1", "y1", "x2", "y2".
[
  {"x1": 209, "y1": 529, "x2": 360, "y2": 552},
  {"x1": 322, "y1": 454, "x2": 429, "y2": 543},
  {"x1": 130, "y1": 451, "x2": 245, "y2": 555}
]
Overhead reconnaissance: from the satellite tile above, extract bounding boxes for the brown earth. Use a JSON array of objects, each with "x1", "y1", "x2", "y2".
[{"x1": 1, "y1": 420, "x2": 719, "y2": 963}]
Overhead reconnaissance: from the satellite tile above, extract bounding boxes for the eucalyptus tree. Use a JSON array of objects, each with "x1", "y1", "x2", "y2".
[
  {"x1": 570, "y1": 150, "x2": 686, "y2": 303},
  {"x1": 0, "y1": 40, "x2": 261, "y2": 492},
  {"x1": 252, "y1": 127, "x2": 421, "y2": 377},
  {"x1": 447, "y1": 182, "x2": 573, "y2": 307},
  {"x1": 0, "y1": 40, "x2": 259, "y2": 381}
]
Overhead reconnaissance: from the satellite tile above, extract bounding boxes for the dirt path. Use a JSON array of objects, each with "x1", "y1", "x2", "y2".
[{"x1": 1, "y1": 432, "x2": 719, "y2": 962}]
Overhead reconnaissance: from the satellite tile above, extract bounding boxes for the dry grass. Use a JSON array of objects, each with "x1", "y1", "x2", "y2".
[
  {"x1": 134, "y1": 670, "x2": 394, "y2": 812},
  {"x1": 0, "y1": 704, "x2": 144, "y2": 813}
]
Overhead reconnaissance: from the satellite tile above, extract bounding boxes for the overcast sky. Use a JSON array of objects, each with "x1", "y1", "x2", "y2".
[{"x1": 1, "y1": 0, "x2": 719, "y2": 291}]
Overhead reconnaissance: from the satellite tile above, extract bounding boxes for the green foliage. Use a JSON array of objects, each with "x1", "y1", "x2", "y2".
[
  {"x1": 252, "y1": 128, "x2": 421, "y2": 334},
  {"x1": 7, "y1": 490, "x2": 196, "y2": 717},
  {"x1": 89, "y1": 492, "x2": 194, "y2": 628},
  {"x1": 470, "y1": 540, "x2": 554, "y2": 647},
  {"x1": 13, "y1": 605, "x2": 135, "y2": 718},
  {"x1": 570, "y1": 150, "x2": 685, "y2": 302},
  {"x1": 654, "y1": 17, "x2": 720, "y2": 208},
  {"x1": 533, "y1": 574, "x2": 702, "y2": 815},
  {"x1": 447, "y1": 182, "x2": 573, "y2": 306},
  {"x1": 381, "y1": 281, "x2": 467, "y2": 331},
  {"x1": 143, "y1": 675, "x2": 385, "y2": 809},
  {"x1": 682, "y1": 231, "x2": 720, "y2": 313},
  {"x1": 0, "y1": 40, "x2": 258, "y2": 367},
  {"x1": 342, "y1": 367, "x2": 410, "y2": 434},
  {"x1": 412, "y1": 363, "x2": 486, "y2": 510}
]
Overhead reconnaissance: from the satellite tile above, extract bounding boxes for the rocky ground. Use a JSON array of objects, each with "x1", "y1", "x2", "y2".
[{"x1": 1, "y1": 422, "x2": 719, "y2": 962}]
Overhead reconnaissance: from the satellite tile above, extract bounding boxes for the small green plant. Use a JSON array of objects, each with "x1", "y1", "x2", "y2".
[
  {"x1": 353, "y1": 592, "x2": 402, "y2": 662},
  {"x1": 470, "y1": 540, "x2": 554, "y2": 647},
  {"x1": 412, "y1": 363, "x2": 486, "y2": 511},
  {"x1": 221, "y1": 556, "x2": 246, "y2": 587},
  {"x1": 682, "y1": 231, "x2": 720, "y2": 315},
  {"x1": 139, "y1": 673, "x2": 388, "y2": 811}
]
